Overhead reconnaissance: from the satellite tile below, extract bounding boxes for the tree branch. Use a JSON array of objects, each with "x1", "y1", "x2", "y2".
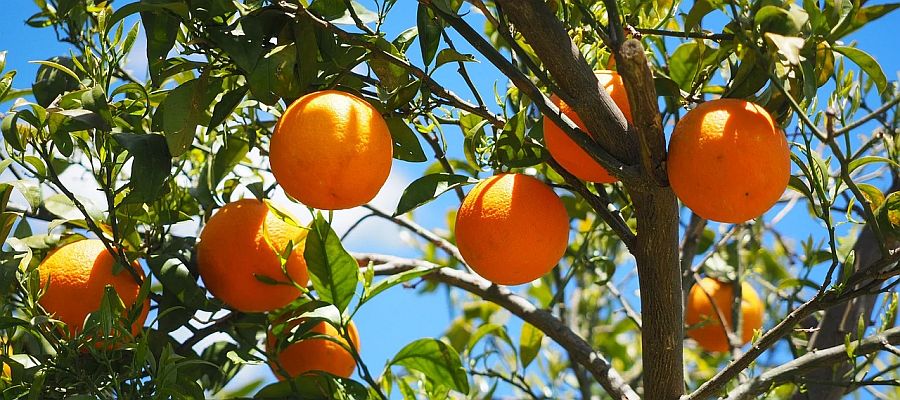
[
  {"x1": 355, "y1": 252, "x2": 640, "y2": 400},
  {"x1": 726, "y1": 326, "x2": 900, "y2": 399}
]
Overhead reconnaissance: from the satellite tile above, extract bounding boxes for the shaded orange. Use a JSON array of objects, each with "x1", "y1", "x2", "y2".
[
  {"x1": 267, "y1": 320, "x2": 360, "y2": 380},
  {"x1": 685, "y1": 277, "x2": 764, "y2": 353},
  {"x1": 38, "y1": 239, "x2": 149, "y2": 338},
  {"x1": 455, "y1": 173, "x2": 570, "y2": 285},
  {"x1": 197, "y1": 199, "x2": 309, "y2": 312},
  {"x1": 667, "y1": 98, "x2": 790, "y2": 223},
  {"x1": 543, "y1": 70, "x2": 632, "y2": 183},
  {"x1": 270, "y1": 90, "x2": 393, "y2": 210}
]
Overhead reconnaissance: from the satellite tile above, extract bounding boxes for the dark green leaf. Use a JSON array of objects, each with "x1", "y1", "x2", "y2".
[
  {"x1": 417, "y1": 4, "x2": 442, "y2": 66},
  {"x1": 114, "y1": 133, "x2": 172, "y2": 203},
  {"x1": 394, "y1": 173, "x2": 474, "y2": 216},
  {"x1": 386, "y1": 117, "x2": 427, "y2": 163},
  {"x1": 833, "y1": 45, "x2": 889, "y2": 94}
]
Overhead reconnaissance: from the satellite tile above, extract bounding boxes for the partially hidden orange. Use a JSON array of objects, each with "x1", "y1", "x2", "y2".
[
  {"x1": 270, "y1": 90, "x2": 393, "y2": 210},
  {"x1": 38, "y1": 239, "x2": 149, "y2": 338},
  {"x1": 267, "y1": 320, "x2": 360, "y2": 380},
  {"x1": 667, "y1": 98, "x2": 790, "y2": 223},
  {"x1": 455, "y1": 173, "x2": 570, "y2": 285},
  {"x1": 685, "y1": 277, "x2": 764, "y2": 352},
  {"x1": 543, "y1": 70, "x2": 632, "y2": 183},
  {"x1": 197, "y1": 199, "x2": 309, "y2": 312}
]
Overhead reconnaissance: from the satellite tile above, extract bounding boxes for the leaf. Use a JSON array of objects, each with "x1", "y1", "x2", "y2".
[
  {"x1": 248, "y1": 44, "x2": 303, "y2": 105},
  {"x1": 29, "y1": 60, "x2": 81, "y2": 84},
  {"x1": 386, "y1": 117, "x2": 427, "y2": 163},
  {"x1": 363, "y1": 265, "x2": 440, "y2": 302},
  {"x1": 207, "y1": 87, "x2": 248, "y2": 135},
  {"x1": 684, "y1": 0, "x2": 723, "y2": 31},
  {"x1": 848, "y1": 156, "x2": 900, "y2": 175},
  {"x1": 764, "y1": 33, "x2": 805, "y2": 65},
  {"x1": 304, "y1": 213, "x2": 359, "y2": 313},
  {"x1": 140, "y1": 6, "x2": 181, "y2": 85},
  {"x1": 394, "y1": 173, "x2": 474, "y2": 216},
  {"x1": 390, "y1": 338, "x2": 469, "y2": 393},
  {"x1": 519, "y1": 322, "x2": 544, "y2": 369},
  {"x1": 833, "y1": 45, "x2": 889, "y2": 94},
  {"x1": 155, "y1": 77, "x2": 213, "y2": 156},
  {"x1": 1, "y1": 113, "x2": 24, "y2": 151},
  {"x1": 10, "y1": 180, "x2": 41, "y2": 211},
  {"x1": 417, "y1": 4, "x2": 442, "y2": 66},
  {"x1": 255, "y1": 373, "x2": 368, "y2": 399},
  {"x1": 114, "y1": 133, "x2": 172, "y2": 203},
  {"x1": 108, "y1": 1, "x2": 189, "y2": 32},
  {"x1": 331, "y1": 0, "x2": 378, "y2": 25},
  {"x1": 43, "y1": 193, "x2": 101, "y2": 221},
  {"x1": 668, "y1": 42, "x2": 703, "y2": 90},
  {"x1": 435, "y1": 48, "x2": 476, "y2": 68},
  {"x1": 831, "y1": 3, "x2": 900, "y2": 39},
  {"x1": 755, "y1": 5, "x2": 804, "y2": 35}
]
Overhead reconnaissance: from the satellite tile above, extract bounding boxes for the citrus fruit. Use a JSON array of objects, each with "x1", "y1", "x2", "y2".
[
  {"x1": 543, "y1": 70, "x2": 632, "y2": 183},
  {"x1": 685, "y1": 277, "x2": 763, "y2": 352},
  {"x1": 455, "y1": 173, "x2": 570, "y2": 285},
  {"x1": 38, "y1": 239, "x2": 149, "y2": 338},
  {"x1": 267, "y1": 320, "x2": 359, "y2": 380},
  {"x1": 270, "y1": 90, "x2": 393, "y2": 210},
  {"x1": 197, "y1": 199, "x2": 309, "y2": 312},
  {"x1": 667, "y1": 98, "x2": 790, "y2": 223}
]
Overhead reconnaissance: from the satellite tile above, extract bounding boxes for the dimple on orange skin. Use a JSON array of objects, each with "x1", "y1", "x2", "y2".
[
  {"x1": 685, "y1": 277, "x2": 764, "y2": 353},
  {"x1": 455, "y1": 174, "x2": 570, "y2": 285},
  {"x1": 267, "y1": 320, "x2": 360, "y2": 380},
  {"x1": 667, "y1": 98, "x2": 791, "y2": 223},
  {"x1": 543, "y1": 71, "x2": 632, "y2": 183},
  {"x1": 38, "y1": 239, "x2": 149, "y2": 338},
  {"x1": 270, "y1": 90, "x2": 393, "y2": 210},
  {"x1": 197, "y1": 199, "x2": 309, "y2": 313}
]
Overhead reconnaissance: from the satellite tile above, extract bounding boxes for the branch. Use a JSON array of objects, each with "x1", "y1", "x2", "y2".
[
  {"x1": 355, "y1": 252, "x2": 640, "y2": 400},
  {"x1": 725, "y1": 327, "x2": 900, "y2": 399},
  {"x1": 632, "y1": 27, "x2": 734, "y2": 41},
  {"x1": 834, "y1": 97, "x2": 900, "y2": 137},
  {"x1": 493, "y1": 0, "x2": 637, "y2": 168}
]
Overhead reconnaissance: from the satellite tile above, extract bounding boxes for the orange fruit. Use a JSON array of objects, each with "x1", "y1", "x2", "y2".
[
  {"x1": 455, "y1": 173, "x2": 570, "y2": 285},
  {"x1": 667, "y1": 98, "x2": 790, "y2": 223},
  {"x1": 270, "y1": 90, "x2": 393, "y2": 210},
  {"x1": 685, "y1": 277, "x2": 763, "y2": 352},
  {"x1": 38, "y1": 239, "x2": 149, "y2": 338},
  {"x1": 197, "y1": 199, "x2": 309, "y2": 312},
  {"x1": 267, "y1": 320, "x2": 359, "y2": 380},
  {"x1": 543, "y1": 70, "x2": 632, "y2": 183}
]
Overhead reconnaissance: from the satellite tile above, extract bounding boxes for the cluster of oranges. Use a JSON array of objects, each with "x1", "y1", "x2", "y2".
[{"x1": 32, "y1": 74, "x2": 788, "y2": 384}]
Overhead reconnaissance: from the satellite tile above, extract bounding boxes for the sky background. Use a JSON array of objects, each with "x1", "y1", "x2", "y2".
[{"x1": 1, "y1": 0, "x2": 899, "y2": 398}]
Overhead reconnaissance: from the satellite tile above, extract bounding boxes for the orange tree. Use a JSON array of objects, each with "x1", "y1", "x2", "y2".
[{"x1": 0, "y1": 0, "x2": 899, "y2": 399}]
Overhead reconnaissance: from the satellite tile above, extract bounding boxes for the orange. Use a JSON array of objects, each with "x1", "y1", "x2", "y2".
[
  {"x1": 267, "y1": 320, "x2": 359, "y2": 380},
  {"x1": 667, "y1": 98, "x2": 790, "y2": 223},
  {"x1": 543, "y1": 70, "x2": 632, "y2": 183},
  {"x1": 270, "y1": 90, "x2": 393, "y2": 210},
  {"x1": 685, "y1": 277, "x2": 763, "y2": 352},
  {"x1": 38, "y1": 239, "x2": 149, "y2": 338},
  {"x1": 197, "y1": 199, "x2": 309, "y2": 312},
  {"x1": 455, "y1": 173, "x2": 570, "y2": 285}
]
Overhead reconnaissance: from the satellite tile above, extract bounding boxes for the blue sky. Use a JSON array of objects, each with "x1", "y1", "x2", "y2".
[{"x1": 1, "y1": 0, "x2": 899, "y2": 398}]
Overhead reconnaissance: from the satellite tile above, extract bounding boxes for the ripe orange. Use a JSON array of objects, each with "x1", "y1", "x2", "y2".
[
  {"x1": 197, "y1": 199, "x2": 309, "y2": 312},
  {"x1": 38, "y1": 239, "x2": 149, "y2": 338},
  {"x1": 267, "y1": 320, "x2": 359, "y2": 380},
  {"x1": 455, "y1": 173, "x2": 570, "y2": 285},
  {"x1": 685, "y1": 277, "x2": 763, "y2": 352},
  {"x1": 270, "y1": 90, "x2": 393, "y2": 210},
  {"x1": 543, "y1": 70, "x2": 632, "y2": 183},
  {"x1": 667, "y1": 98, "x2": 790, "y2": 223}
]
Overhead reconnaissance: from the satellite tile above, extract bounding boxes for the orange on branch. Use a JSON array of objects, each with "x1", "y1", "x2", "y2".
[
  {"x1": 455, "y1": 174, "x2": 570, "y2": 285},
  {"x1": 197, "y1": 199, "x2": 309, "y2": 312},
  {"x1": 543, "y1": 70, "x2": 632, "y2": 183},
  {"x1": 267, "y1": 320, "x2": 360, "y2": 380},
  {"x1": 685, "y1": 277, "x2": 763, "y2": 353},
  {"x1": 38, "y1": 239, "x2": 149, "y2": 338},
  {"x1": 270, "y1": 90, "x2": 393, "y2": 210},
  {"x1": 667, "y1": 98, "x2": 790, "y2": 223}
]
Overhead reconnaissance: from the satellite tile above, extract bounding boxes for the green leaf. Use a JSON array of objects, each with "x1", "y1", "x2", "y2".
[
  {"x1": 114, "y1": 133, "x2": 173, "y2": 203},
  {"x1": 207, "y1": 86, "x2": 248, "y2": 134},
  {"x1": 831, "y1": 3, "x2": 900, "y2": 39},
  {"x1": 764, "y1": 33, "x2": 805, "y2": 65},
  {"x1": 211, "y1": 136, "x2": 250, "y2": 185},
  {"x1": 755, "y1": 5, "x2": 804, "y2": 35},
  {"x1": 668, "y1": 42, "x2": 704, "y2": 91},
  {"x1": 10, "y1": 180, "x2": 41, "y2": 211},
  {"x1": 848, "y1": 156, "x2": 900, "y2": 175},
  {"x1": 304, "y1": 213, "x2": 359, "y2": 313},
  {"x1": 1, "y1": 112, "x2": 25, "y2": 151},
  {"x1": 386, "y1": 117, "x2": 427, "y2": 163},
  {"x1": 833, "y1": 45, "x2": 888, "y2": 94},
  {"x1": 255, "y1": 373, "x2": 369, "y2": 399},
  {"x1": 363, "y1": 265, "x2": 440, "y2": 303},
  {"x1": 0, "y1": 71, "x2": 15, "y2": 103},
  {"x1": 148, "y1": 256, "x2": 212, "y2": 310},
  {"x1": 29, "y1": 60, "x2": 81, "y2": 85},
  {"x1": 31, "y1": 57, "x2": 80, "y2": 107},
  {"x1": 435, "y1": 48, "x2": 476, "y2": 68},
  {"x1": 390, "y1": 338, "x2": 470, "y2": 393},
  {"x1": 394, "y1": 173, "x2": 474, "y2": 216},
  {"x1": 393, "y1": 27, "x2": 419, "y2": 54},
  {"x1": 141, "y1": 6, "x2": 181, "y2": 85},
  {"x1": 684, "y1": 0, "x2": 723, "y2": 31},
  {"x1": 155, "y1": 77, "x2": 215, "y2": 156},
  {"x1": 417, "y1": 4, "x2": 442, "y2": 66},
  {"x1": 248, "y1": 44, "x2": 303, "y2": 105},
  {"x1": 108, "y1": 1, "x2": 189, "y2": 32},
  {"x1": 519, "y1": 322, "x2": 543, "y2": 369}
]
